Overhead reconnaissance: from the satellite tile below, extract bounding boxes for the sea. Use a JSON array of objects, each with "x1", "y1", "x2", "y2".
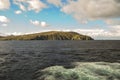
[
  {"x1": 0, "y1": 40, "x2": 120, "y2": 52},
  {"x1": 0, "y1": 40, "x2": 120, "y2": 80}
]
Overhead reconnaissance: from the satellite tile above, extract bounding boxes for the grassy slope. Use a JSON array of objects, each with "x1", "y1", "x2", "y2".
[{"x1": 0, "y1": 31, "x2": 93, "y2": 40}]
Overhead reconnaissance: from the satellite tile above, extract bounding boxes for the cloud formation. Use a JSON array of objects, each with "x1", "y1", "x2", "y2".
[
  {"x1": 75, "y1": 29, "x2": 112, "y2": 38},
  {"x1": 14, "y1": 0, "x2": 47, "y2": 12},
  {"x1": 0, "y1": 0, "x2": 10, "y2": 10},
  {"x1": 19, "y1": 4, "x2": 26, "y2": 11},
  {"x1": 0, "y1": 16, "x2": 9, "y2": 23},
  {"x1": 61, "y1": 0, "x2": 120, "y2": 22},
  {"x1": 13, "y1": 0, "x2": 26, "y2": 11},
  {"x1": 47, "y1": 0, "x2": 62, "y2": 7},
  {"x1": 1, "y1": 24, "x2": 8, "y2": 27},
  {"x1": 27, "y1": 0, "x2": 47, "y2": 13},
  {"x1": 105, "y1": 19, "x2": 120, "y2": 25},
  {"x1": 72, "y1": 25, "x2": 120, "y2": 39},
  {"x1": 30, "y1": 20, "x2": 49, "y2": 27},
  {"x1": 15, "y1": 10, "x2": 22, "y2": 14},
  {"x1": 0, "y1": 16, "x2": 9, "y2": 27},
  {"x1": 6, "y1": 32, "x2": 23, "y2": 36}
]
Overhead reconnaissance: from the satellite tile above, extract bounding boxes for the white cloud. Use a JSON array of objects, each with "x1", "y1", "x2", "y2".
[
  {"x1": 47, "y1": 0, "x2": 62, "y2": 7},
  {"x1": 13, "y1": 0, "x2": 47, "y2": 13},
  {"x1": 71, "y1": 25, "x2": 120, "y2": 39},
  {"x1": 61, "y1": 0, "x2": 120, "y2": 22},
  {"x1": 15, "y1": 10, "x2": 22, "y2": 14},
  {"x1": 30, "y1": 20, "x2": 49, "y2": 27},
  {"x1": 0, "y1": 16, "x2": 9, "y2": 27},
  {"x1": 27, "y1": 0, "x2": 47, "y2": 13},
  {"x1": 0, "y1": 16, "x2": 9, "y2": 23},
  {"x1": 6, "y1": 32, "x2": 23, "y2": 36},
  {"x1": 30, "y1": 20, "x2": 39, "y2": 26},
  {"x1": 41, "y1": 22, "x2": 48, "y2": 27},
  {"x1": 19, "y1": 4, "x2": 26, "y2": 11},
  {"x1": 1, "y1": 24, "x2": 8, "y2": 27},
  {"x1": 109, "y1": 25, "x2": 120, "y2": 35},
  {"x1": 74, "y1": 29, "x2": 112, "y2": 38},
  {"x1": 13, "y1": 0, "x2": 28, "y2": 11},
  {"x1": 105, "y1": 19, "x2": 120, "y2": 25},
  {"x1": 0, "y1": 0, "x2": 10, "y2": 10}
]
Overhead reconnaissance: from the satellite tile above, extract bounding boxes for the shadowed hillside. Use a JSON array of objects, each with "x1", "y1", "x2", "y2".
[
  {"x1": 0, "y1": 36, "x2": 4, "y2": 38},
  {"x1": 0, "y1": 31, "x2": 93, "y2": 40}
]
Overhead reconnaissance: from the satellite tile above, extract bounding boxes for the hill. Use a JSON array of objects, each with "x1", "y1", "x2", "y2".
[
  {"x1": 0, "y1": 31, "x2": 93, "y2": 40},
  {"x1": 0, "y1": 36, "x2": 4, "y2": 38}
]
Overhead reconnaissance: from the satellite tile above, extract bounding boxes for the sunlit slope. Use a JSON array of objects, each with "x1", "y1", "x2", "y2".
[{"x1": 0, "y1": 31, "x2": 93, "y2": 40}]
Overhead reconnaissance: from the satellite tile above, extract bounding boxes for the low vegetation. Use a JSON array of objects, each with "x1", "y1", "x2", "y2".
[{"x1": 0, "y1": 31, "x2": 93, "y2": 40}]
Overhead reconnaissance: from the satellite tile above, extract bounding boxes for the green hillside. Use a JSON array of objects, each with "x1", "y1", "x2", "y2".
[{"x1": 0, "y1": 31, "x2": 93, "y2": 40}]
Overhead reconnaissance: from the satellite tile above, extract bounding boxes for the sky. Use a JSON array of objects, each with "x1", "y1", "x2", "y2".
[{"x1": 0, "y1": 0, "x2": 120, "y2": 39}]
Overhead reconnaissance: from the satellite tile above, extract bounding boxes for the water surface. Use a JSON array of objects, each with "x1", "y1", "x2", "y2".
[{"x1": 0, "y1": 41, "x2": 120, "y2": 80}]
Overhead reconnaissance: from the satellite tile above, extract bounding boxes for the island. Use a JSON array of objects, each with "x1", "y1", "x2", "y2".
[{"x1": 0, "y1": 31, "x2": 93, "y2": 40}]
